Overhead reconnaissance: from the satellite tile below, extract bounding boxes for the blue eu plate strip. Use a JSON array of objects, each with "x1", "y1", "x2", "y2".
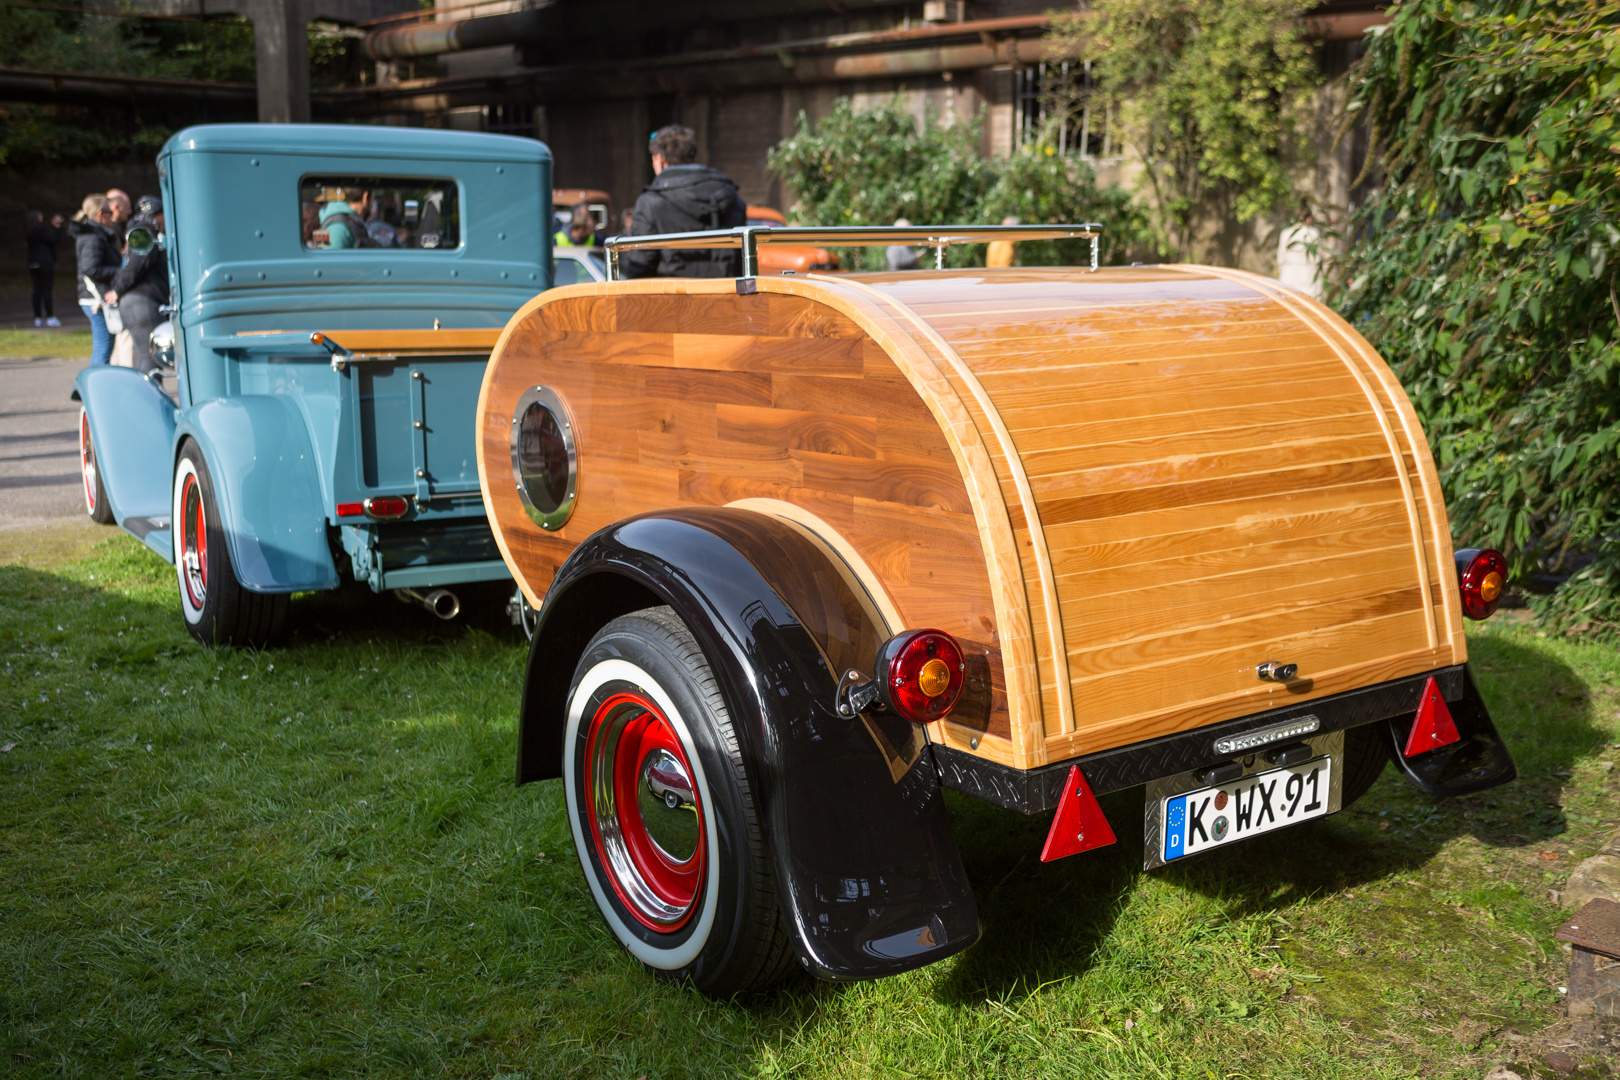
[{"x1": 1163, "y1": 795, "x2": 1187, "y2": 862}]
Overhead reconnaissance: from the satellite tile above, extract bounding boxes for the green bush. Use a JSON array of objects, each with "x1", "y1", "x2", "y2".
[
  {"x1": 767, "y1": 99, "x2": 1155, "y2": 269},
  {"x1": 1047, "y1": 0, "x2": 1320, "y2": 261},
  {"x1": 1329, "y1": 0, "x2": 1620, "y2": 635}
]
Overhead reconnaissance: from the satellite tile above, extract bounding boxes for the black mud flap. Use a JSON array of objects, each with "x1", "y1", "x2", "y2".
[{"x1": 1381, "y1": 666, "x2": 1517, "y2": 798}]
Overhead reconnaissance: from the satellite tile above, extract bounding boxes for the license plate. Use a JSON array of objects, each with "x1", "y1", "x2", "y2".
[{"x1": 1160, "y1": 756, "x2": 1332, "y2": 862}]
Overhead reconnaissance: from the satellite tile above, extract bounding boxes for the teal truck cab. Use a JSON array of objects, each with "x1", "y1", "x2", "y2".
[{"x1": 73, "y1": 124, "x2": 553, "y2": 645}]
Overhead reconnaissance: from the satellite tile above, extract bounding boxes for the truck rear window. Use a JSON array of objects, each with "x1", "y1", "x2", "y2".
[{"x1": 300, "y1": 176, "x2": 460, "y2": 251}]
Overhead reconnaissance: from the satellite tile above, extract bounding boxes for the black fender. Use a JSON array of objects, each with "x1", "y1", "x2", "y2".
[
  {"x1": 518, "y1": 506, "x2": 980, "y2": 981},
  {"x1": 1381, "y1": 665, "x2": 1517, "y2": 798}
]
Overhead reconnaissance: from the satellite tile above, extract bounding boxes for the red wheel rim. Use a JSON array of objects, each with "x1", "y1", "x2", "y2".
[
  {"x1": 79, "y1": 412, "x2": 96, "y2": 511},
  {"x1": 584, "y1": 691, "x2": 705, "y2": 932},
  {"x1": 178, "y1": 472, "x2": 207, "y2": 609}
]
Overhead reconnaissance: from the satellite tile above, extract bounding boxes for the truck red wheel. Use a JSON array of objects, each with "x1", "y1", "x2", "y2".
[
  {"x1": 79, "y1": 408, "x2": 114, "y2": 525},
  {"x1": 171, "y1": 441, "x2": 288, "y2": 649},
  {"x1": 563, "y1": 607, "x2": 793, "y2": 994},
  {"x1": 177, "y1": 468, "x2": 208, "y2": 611}
]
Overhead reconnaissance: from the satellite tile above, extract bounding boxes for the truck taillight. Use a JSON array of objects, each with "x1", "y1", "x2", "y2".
[
  {"x1": 1455, "y1": 548, "x2": 1508, "y2": 620},
  {"x1": 365, "y1": 495, "x2": 410, "y2": 521},
  {"x1": 877, "y1": 629, "x2": 966, "y2": 724}
]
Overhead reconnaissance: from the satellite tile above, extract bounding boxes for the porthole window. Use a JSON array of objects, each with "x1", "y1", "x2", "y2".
[{"x1": 510, "y1": 386, "x2": 577, "y2": 530}]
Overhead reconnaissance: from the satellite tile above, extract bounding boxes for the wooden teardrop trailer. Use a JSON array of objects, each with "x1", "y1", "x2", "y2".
[{"x1": 475, "y1": 226, "x2": 1517, "y2": 994}]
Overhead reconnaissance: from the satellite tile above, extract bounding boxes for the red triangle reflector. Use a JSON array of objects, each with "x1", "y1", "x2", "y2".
[
  {"x1": 1040, "y1": 765, "x2": 1117, "y2": 862},
  {"x1": 1403, "y1": 676, "x2": 1461, "y2": 758}
]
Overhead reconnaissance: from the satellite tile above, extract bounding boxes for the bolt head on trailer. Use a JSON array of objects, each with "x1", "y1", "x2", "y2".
[{"x1": 476, "y1": 224, "x2": 1517, "y2": 994}]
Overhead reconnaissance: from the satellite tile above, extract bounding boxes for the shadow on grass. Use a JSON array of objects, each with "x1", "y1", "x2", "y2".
[
  {"x1": 284, "y1": 576, "x2": 521, "y2": 649},
  {"x1": 933, "y1": 632, "x2": 1609, "y2": 1004}
]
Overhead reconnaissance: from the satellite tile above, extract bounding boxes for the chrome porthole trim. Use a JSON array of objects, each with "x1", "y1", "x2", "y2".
[{"x1": 509, "y1": 384, "x2": 578, "y2": 531}]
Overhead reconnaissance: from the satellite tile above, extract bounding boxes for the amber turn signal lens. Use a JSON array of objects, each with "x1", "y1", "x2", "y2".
[
  {"x1": 875, "y1": 629, "x2": 967, "y2": 724},
  {"x1": 918, "y1": 658, "x2": 952, "y2": 698},
  {"x1": 1455, "y1": 547, "x2": 1509, "y2": 620}
]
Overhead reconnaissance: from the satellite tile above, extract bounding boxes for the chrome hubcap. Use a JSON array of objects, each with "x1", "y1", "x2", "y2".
[{"x1": 637, "y1": 748, "x2": 699, "y2": 863}]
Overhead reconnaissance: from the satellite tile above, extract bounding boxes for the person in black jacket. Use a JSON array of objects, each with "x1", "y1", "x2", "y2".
[
  {"x1": 621, "y1": 125, "x2": 745, "y2": 279},
  {"x1": 108, "y1": 195, "x2": 170, "y2": 374},
  {"x1": 24, "y1": 210, "x2": 65, "y2": 326},
  {"x1": 70, "y1": 194, "x2": 121, "y2": 366}
]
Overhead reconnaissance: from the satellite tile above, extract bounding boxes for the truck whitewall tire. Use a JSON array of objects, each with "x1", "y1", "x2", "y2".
[
  {"x1": 172, "y1": 441, "x2": 288, "y2": 649},
  {"x1": 79, "y1": 407, "x2": 114, "y2": 525}
]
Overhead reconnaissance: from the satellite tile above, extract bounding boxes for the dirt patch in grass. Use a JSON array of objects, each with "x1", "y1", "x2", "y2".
[{"x1": 2, "y1": 530, "x2": 1618, "y2": 1078}]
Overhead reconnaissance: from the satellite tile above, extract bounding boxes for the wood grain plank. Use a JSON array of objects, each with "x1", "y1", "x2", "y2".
[
  {"x1": 1057, "y1": 518, "x2": 1416, "y2": 596},
  {"x1": 716, "y1": 404, "x2": 877, "y2": 458},
  {"x1": 611, "y1": 292, "x2": 775, "y2": 336},
  {"x1": 1044, "y1": 643, "x2": 1457, "y2": 758},
  {"x1": 644, "y1": 369, "x2": 773, "y2": 406},
  {"x1": 974, "y1": 350, "x2": 1342, "y2": 401},
  {"x1": 672, "y1": 333, "x2": 865, "y2": 375},
  {"x1": 1040, "y1": 476, "x2": 1408, "y2": 553},
  {"x1": 1064, "y1": 585, "x2": 1425, "y2": 682},
  {"x1": 770, "y1": 372, "x2": 936, "y2": 422},
  {"x1": 1027, "y1": 433, "x2": 1394, "y2": 502},
  {"x1": 1022, "y1": 458, "x2": 1399, "y2": 530},
  {"x1": 1052, "y1": 609, "x2": 1437, "y2": 737},
  {"x1": 1015, "y1": 411, "x2": 1382, "y2": 468},
  {"x1": 800, "y1": 451, "x2": 973, "y2": 513},
  {"x1": 997, "y1": 381, "x2": 1369, "y2": 439},
  {"x1": 1060, "y1": 552, "x2": 1420, "y2": 652}
]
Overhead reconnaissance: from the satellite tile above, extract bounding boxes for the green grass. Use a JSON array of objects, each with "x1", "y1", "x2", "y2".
[
  {"x1": 2, "y1": 532, "x2": 1618, "y2": 1078},
  {"x1": 0, "y1": 328, "x2": 94, "y2": 358}
]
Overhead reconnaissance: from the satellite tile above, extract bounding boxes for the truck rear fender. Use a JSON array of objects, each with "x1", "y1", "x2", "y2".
[
  {"x1": 178, "y1": 396, "x2": 339, "y2": 593},
  {"x1": 74, "y1": 367, "x2": 177, "y2": 552},
  {"x1": 518, "y1": 507, "x2": 980, "y2": 981}
]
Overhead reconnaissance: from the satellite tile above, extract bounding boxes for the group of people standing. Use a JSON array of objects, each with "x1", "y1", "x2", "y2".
[{"x1": 24, "y1": 187, "x2": 170, "y2": 372}]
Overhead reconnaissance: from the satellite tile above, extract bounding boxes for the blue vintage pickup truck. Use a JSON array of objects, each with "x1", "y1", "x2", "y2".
[{"x1": 73, "y1": 124, "x2": 553, "y2": 646}]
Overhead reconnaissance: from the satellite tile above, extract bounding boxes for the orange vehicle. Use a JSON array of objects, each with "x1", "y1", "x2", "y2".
[
  {"x1": 476, "y1": 224, "x2": 1517, "y2": 996},
  {"x1": 745, "y1": 205, "x2": 840, "y2": 273}
]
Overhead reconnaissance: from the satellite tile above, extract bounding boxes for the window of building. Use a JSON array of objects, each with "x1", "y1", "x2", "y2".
[
  {"x1": 1015, "y1": 60, "x2": 1114, "y2": 159},
  {"x1": 299, "y1": 176, "x2": 461, "y2": 251}
]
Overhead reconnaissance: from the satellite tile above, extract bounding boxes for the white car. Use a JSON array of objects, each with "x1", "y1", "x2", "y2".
[{"x1": 552, "y1": 247, "x2": 606, "y2": 286}]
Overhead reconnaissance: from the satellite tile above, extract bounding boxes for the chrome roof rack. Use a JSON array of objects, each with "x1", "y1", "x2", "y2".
[{"x1": 602, "y1": 223, "x2": 1105, "y2": 281}]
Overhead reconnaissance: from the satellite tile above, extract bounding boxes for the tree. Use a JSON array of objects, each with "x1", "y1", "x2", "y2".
[
  {"x1": 767, "y1": 98, "x2": 1154, "y2": 268},
  {"x1": 1047, "y1": 0, "x2": 1320, "y2": 260},
  {"x1": 1329, "y1": 0, "x2": 1620, "y2": 635}
]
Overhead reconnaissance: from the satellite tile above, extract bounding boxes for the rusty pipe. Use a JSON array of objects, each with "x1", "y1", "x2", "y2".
[{"x1": 363, "y1": 7, "x2": 547, "y2": 61}]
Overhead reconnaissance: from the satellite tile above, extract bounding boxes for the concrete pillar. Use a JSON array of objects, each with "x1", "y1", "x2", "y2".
[
  {"x1": 127, "y1": 0, "x2": 413, "y2": 124},
  {"x1": 243, "y1": 0, "x2": 310, "y2": 122}
]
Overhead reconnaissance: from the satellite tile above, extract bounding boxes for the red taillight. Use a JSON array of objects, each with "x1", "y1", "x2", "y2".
[
  {"x1": 365, "y1": 495, "x2": 410, "y2": 521},
  {"x1": 877, "y1": 629, "x2": 966, "y2": 724},
  {"x1": 1456, "y1": 547, "x2": 1508, "y2": 620},
  {"x1": 336, "y1": 502, "x2": 364, "y2": 518}
]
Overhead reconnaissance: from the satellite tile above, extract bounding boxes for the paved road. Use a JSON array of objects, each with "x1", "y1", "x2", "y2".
[{"x1": 1, "y1": 357, "x2": 89, "y2": 528}]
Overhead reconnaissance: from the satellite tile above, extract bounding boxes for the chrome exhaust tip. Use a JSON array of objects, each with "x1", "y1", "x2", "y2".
[{"x1": 397, "y1": 587, "x2": 460, "y2": 620}]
